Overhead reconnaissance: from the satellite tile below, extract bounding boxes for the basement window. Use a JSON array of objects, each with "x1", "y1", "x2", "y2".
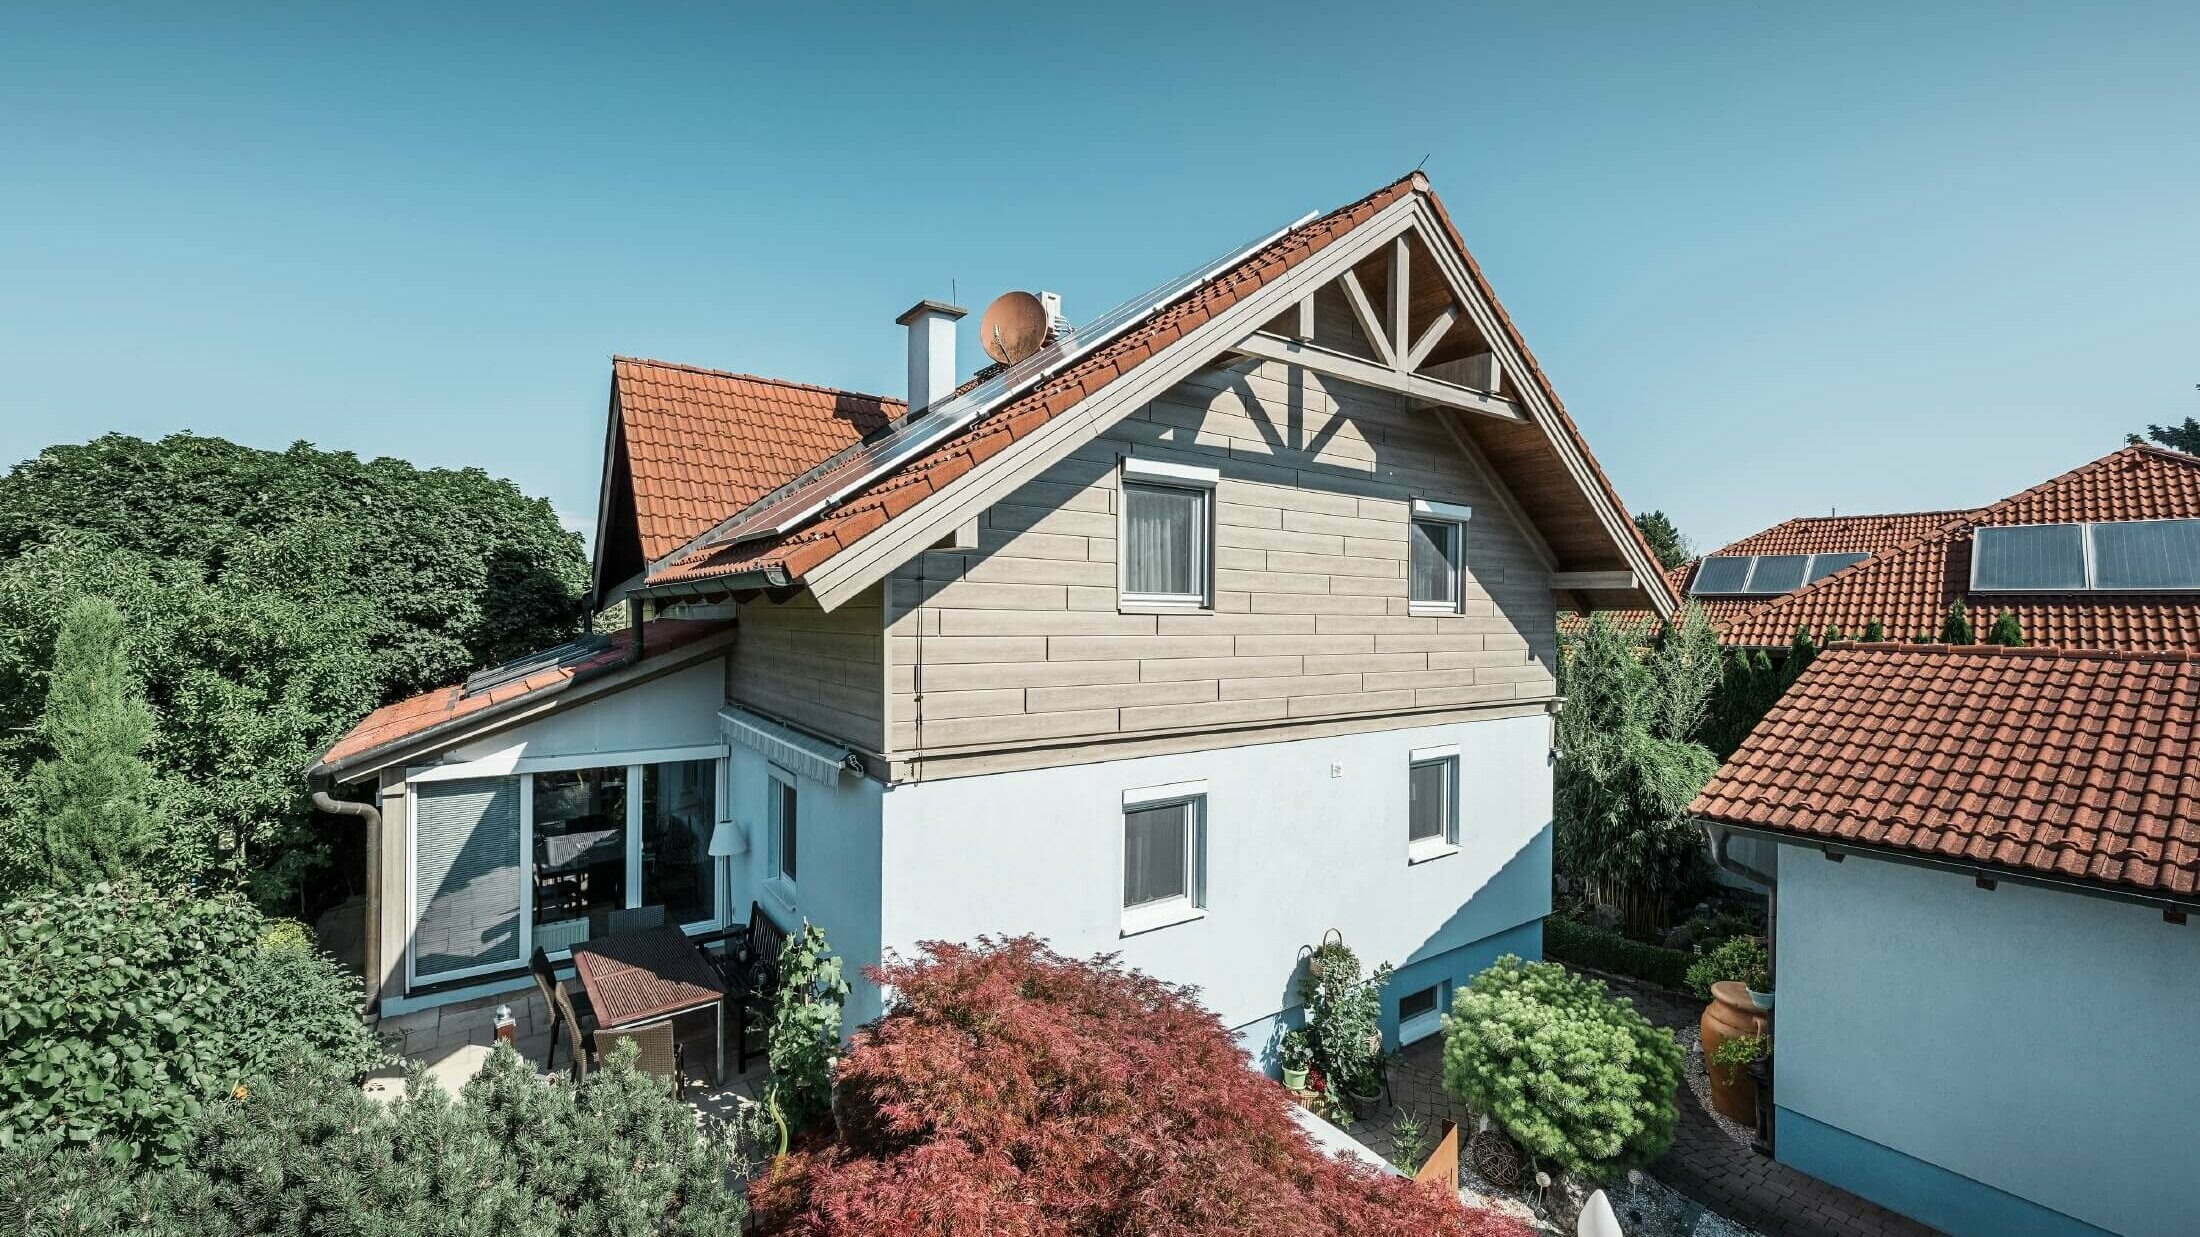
[{"x1": 1121, "y1": 781, "x2": 1208, "y2": 936}]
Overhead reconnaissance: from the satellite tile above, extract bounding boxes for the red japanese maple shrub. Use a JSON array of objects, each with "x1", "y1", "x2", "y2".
[{"x1": 750, "y1": 936, "x2": 1530, "y2": 1237}]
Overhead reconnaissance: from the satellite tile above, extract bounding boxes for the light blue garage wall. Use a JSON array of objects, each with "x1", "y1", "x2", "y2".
[{"x1": 1774, "y1": 852, "x2": 2200, "y2": 1237}]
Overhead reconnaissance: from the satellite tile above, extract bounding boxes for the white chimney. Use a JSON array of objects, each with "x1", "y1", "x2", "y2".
[{"x1": 895, "y1": 299, "x2": 966, "y2": 416}]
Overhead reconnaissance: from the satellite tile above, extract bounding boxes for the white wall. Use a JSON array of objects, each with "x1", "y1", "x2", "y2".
[
  {"x1": 721, "y1": 732, "x2": 887, "y2": 1025},
  {"x1": 444, "y1": 660, "x2": 727, "y2": 764},
  {"x1": 1777, "y1": 854, "x2": 2200, "y2": 1237},
  {"x1": 876, "y1": 713, "x2": 1553, "y2": 1036}
]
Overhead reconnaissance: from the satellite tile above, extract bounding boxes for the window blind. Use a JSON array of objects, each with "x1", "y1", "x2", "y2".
[{"x1": 412, "y1": 777, "x2": 522, "y2": 980}]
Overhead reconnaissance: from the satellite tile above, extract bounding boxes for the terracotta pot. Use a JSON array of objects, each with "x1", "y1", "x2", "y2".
[{"x1": 1699, "y1": 980, "x2": 1768, "y2": 1125}]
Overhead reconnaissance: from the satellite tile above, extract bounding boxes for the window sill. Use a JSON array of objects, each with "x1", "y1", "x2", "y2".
[
  {"x1": 1119, "y1": 598, "x2": 1212, "y2": 615},
  {"x1": 1407, "y1": 841, "x2": 1460, "y2": 866},
  {"x1": 763, "y1": 878, "x2": 798, "y2": 919},
  {"x1": 1120, "y1": 902, "x2": 1206, "y2": 938},
  {"x1": 1399, "y1": 1011, "x2": 1443, "y2": 1044},
  {"x1": 1408, "y1": 603, "x2": 1464, "y2": 618}
]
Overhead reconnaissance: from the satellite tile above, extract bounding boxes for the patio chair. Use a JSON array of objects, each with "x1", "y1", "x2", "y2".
[
  {"x1": 529, "y1": 947, "x2": 595, "y2": 1074},
  {"x1": 608, "y1": 904, "x2": 666, "y2": 935},
  {"x1": 725, "y1": 902, "x2": 788, "y2": 1075},
  {"x1": 595, "y1": 1021, "x2": 684, "y2": 1091},
  {"x1": 549, "y1": 976, "x2": 597, "y2": 1081}
]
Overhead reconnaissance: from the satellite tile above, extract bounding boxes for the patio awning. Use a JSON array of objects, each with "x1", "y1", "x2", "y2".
[{"x1": 720, "y1": 706, "x2": 856, "y2": 785}]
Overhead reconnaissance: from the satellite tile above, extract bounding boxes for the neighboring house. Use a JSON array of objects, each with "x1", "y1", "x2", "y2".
[
  {"x1": 1692, "y1": 643, "x2": 2198, "y2": 1237},
  {"x1": 310, "y1": 172, "x2": 1676, "y2": 1058}
]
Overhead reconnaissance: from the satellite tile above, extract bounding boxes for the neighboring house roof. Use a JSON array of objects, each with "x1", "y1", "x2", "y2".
[
  {"x1": 596, "y1": 171, "x2": 1675, "y2": 618},
  {"x1": 1719, "y1": 446, "x2": 2200, "y2": 650},
  {"x1": 312, "y1": 619, "x2": 730, "y2": 779},
  {"x1": 1564, "y1": 510, "x2": 1976, "y2": 637},
  {"x1": 1691, "y1": 643, "x2": 2200, "y2": 905}
]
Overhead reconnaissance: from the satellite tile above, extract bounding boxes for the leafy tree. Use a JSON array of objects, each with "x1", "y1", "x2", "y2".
[
  {"x1": 0, "y1": 433, "x2": 586, "y2": 906},
  {"x1": 15, "y1": 598, "x2": 157, "y2": 890},
  {"x1": 1649, "y1": 604, "x2": 1723, "y2": 747},
  {"x1": 1862, "y1": 619, "x2": 1886, "y2": 642},
  {"x1": 0, "y1": 882, "x2": 382, "y2": 1163},
  {"x1": 2129, "y1": 416, "x2": 2200, "y2": 454},
  {"x1": 1781, "y1": 626, "x2": 1818, "y2": 688},
  {"x1": 1555, "y1": 615, "x2": 1719, "y2": 936},
  {"x1": 1985, "y1": 609, "x2": 2024, "y2": 647},
  {"x1": 1441, "y1": 956, "x2": 1682, "y2": 1180},
  {"x1": 767, "y1": 923, "x2": 849, "y2": 1134},
  {"x1": 1, "y1": 1044, "x2": 744, "y2": 1236},
  {"x1": 1940, "y1": 599, "x2": 1975, "y2": 644},
  {"x1": 751, "y1": 937, "x2": 1528, "y2": 1237},
  {"x1": 1632, "y1": 510, "x2": 1693, "y2": 571}
]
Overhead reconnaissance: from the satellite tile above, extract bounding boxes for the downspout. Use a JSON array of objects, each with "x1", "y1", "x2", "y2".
[{"x1": 312, "y1": 783, "x2": 382, "y2": 1016}]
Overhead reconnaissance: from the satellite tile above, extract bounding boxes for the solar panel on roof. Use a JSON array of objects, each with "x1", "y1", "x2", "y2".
[
  {"x1": 462, "y1": 633, "x2": 612, "y2": 698},
  {"x1": 1690, "y1": 555, "x2": 1754, "y2": 594},
  {"x1": 1744, "y1": 554, "x2": 1809, "y2": 594},
  {"x1": 1971, "y1": 524, "x2": 2087, "y2": 592},
  {"x1": 1805, "y1": 552, "x2": 1867, "y2": 583},
  {"x1": 683, "y1": 208, "x2": 1321, "y2": 559},
  {"x1": 2087, "y1": 519, "x2": 2200, "y2": 590}
]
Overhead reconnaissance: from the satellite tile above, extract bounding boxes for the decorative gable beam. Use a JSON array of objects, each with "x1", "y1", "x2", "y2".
[
  {"x1": 1550, "y1": 570, "x2": 1639, "y2": 591},
  {"x1": 1390, "y1": 236, "x2": 1411, "y2": 361},
  {"x1": 1230, "y1": 333, "x2": 1524, "y2": 422},
  {"x1": 1404, "y1": 307, "x2": 1459, "y2": 373},
  {"x1": 1338, "y1": 270, "x2": 1396, "y2": 367}
]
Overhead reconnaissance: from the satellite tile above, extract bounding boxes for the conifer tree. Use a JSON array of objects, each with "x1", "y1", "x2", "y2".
[
  {"x1": 1985, "y1": 610, "x2": 2024, "y2": 647},
  {"x1": 1822, "y1": 623, "x2": 1846, "y2": 646},
  {"x1": 1782, "y1": 625, "x2": 1819, "y2": 687},
  {"x1": 1862, "y1": 619, "x2": 1886, "y2": 642},
  {"x1": 1748, "y1": 650, "x2": 1778, "y2": 716},
  {"x1": 22, "y1": 597, "x2": 158, "y2": 888},
  {"x1": 1940, "y1": 599, "x2": 1975, "y2": 644}
]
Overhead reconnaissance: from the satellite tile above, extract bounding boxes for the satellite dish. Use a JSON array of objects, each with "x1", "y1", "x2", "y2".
[{"x1": 979, "y1": 291, "x2": 1049, "y2": 365}]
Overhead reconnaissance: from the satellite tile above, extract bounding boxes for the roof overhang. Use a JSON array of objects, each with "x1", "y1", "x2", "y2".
[{"x1": 1701, "y1": 819, "x2": 2200, "y2": 918}]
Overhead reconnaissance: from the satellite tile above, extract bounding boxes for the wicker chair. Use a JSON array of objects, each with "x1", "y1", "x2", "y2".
[
  {"x1": 594, "y1": 1021, "x2": 683, "y2": 1090},
  {"x1": 529, "y1": 947, "x2": 595, "y2": 1075},
  {"x1": 549, "y1": 977, "x2": 597, "y2": 1081}
]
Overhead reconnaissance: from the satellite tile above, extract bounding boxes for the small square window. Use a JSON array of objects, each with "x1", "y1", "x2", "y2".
[
  {"x1": 1122, "y1": 793, "x2": 1206, "y2": 933},
  {"x1": 1409, "y1": 755, "x2": 1458, "y2": 854},
  {"x1": 1398, "y1": 983, "x2": 1444, "y2": 1043}
]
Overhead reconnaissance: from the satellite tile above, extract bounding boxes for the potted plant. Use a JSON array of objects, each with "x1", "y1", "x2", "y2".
[
  {"x1": 1298, "y1": 934, "x2": 1393, "y2": 1122},
  {"x1": 1687, "y1": 935, "x2": 1770, "y2": 1124},
  {"x1": 1743, "y1": 953, "x2": 1774, "y2": 1011},
  {"x1": 1709, "y1": 1033, "x2": 1767, "y2": 1086},
  {"x1": 1278, "y1": 1028, "x2": 1312, "y2": 1091}
]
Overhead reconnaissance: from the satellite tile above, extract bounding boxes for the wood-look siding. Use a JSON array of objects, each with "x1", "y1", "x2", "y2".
[
  {"x1": 728, "y1": 584, "x2": 886, "y2": 751},
  {"x1": 883, "y1": 357, "x2": 1558, "y2": 758}
]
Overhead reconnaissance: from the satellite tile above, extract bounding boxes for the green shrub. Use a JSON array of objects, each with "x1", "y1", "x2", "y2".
[
  {"x1": 1441, "y1": 956, "x2": 1682, "y2": 1180},
  {"x1": 1684, "y1": 935, "x2": 1769, "y2": 1000},
  {"x1": 1298, "y1": 936, "x2": 1392, "y2": 1110},
  {"x1": 0, "y1": 1043, "x2": 745, "y2": 1236},
  {"x1": 1542, "y1": 916, "x2": 1692, "y2": 991},
  {"x1": 767, "y1": 922, "x2": 848, "y2": 1133},
  {"x1": 0, "y1": 882, "x2": 381, "y2": 1162}
]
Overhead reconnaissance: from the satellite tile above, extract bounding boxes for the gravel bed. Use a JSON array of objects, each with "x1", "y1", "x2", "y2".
[{"x1": 1673, "y1": 1024, "x2": 1758, "y2": 1147}]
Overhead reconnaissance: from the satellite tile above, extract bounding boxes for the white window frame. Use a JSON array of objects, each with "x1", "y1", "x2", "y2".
[
  {"x1": 1120, "y1": 780, "x2": 1208, "y2": 936},
  {"x1": 1397, "y1": 982, "x2": 1445, "y2": 1044},
  {"x1": 1407, "y1": 744, "x2": 1460, "y2": 863},
  {"x1": 1119, "y1": 458, "x2": 1218, "y2": 612},
  {"x1": 1408, "y1": 499, "x2": 1472, "y2": 616},
  {"x1": 401, "y1": 746, "x2": 733, "y2": 988},
  {"x1": 765, "y1": 764, "x2": 799, "y2": 917}
]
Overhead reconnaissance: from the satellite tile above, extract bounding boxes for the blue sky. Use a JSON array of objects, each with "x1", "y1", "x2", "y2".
[{"x1": 3, "y1": 3, "x2": 2195, "y2": 554}]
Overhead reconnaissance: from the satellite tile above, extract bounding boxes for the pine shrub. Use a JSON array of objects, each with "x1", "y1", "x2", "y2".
[
  {"x1": 1440, "y1": 956, "x2": 1682, "y2": 1180},
  {"x1": 1940, "y1": 599, "x2": 1974, "y2": 644},
  {"x1": 1985, "y1": 610, "x2": 2024, "y2": 647}
]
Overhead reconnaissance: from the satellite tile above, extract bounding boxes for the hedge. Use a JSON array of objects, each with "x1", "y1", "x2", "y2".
[{"x1": 1542, "y1": 915, "x2": 1692, "y2": 991}]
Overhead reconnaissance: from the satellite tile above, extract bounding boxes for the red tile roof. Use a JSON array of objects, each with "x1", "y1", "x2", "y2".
[
  {"x1": 1691, "y1": 643, "x2": 2200, "y2": 901},
  {"x1": 314, "y1": 619, "x2": 728, "y2": 774},
  {"x1": 640, "y1": 172, "x2": 1676, "y2": 616},
  {"x1": 1713, "y1": 510, "x2": 1981, "y2": 559},
  {"x1": 613, "y1": 359, "x2": 902, "y2": 563},
  {"x1": 1719, "y1": 446, "x2": 2200, "y2": 650}
]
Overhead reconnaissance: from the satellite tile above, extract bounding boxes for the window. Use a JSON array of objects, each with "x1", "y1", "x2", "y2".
[
  {"x1": 1122, "y1": 783, "x2": 1206, "y2": 934},
  {"x1": 412, "y1": 777, "x2": 523, "y2": 982},
  {"x1": 532, "y1": 766, "x2": 629, "y2": 946},
  {"x1": 1120, "y1": 458, "x2": 1217, "y2": 609},
  {"x1": 1408, "y1": 749, "x2": 1458, "y2": 859},
  {"x1": 1409, "y1": 499, "x2": 1472, "y2": 613},
  {"x1": 769, "y1": 772, "x2": 799, "y2": 889},
  {"x1": 641, "y1": 759, "x2": 716, "y2": 926},
  {"x1": 1397, "y1": 983, "x2": 1444, "y2": 1044}
]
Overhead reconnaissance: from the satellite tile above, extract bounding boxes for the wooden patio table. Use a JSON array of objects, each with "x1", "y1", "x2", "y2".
[{"x1": 569, "y1": 924, "x2": 727, "y2": 1082}]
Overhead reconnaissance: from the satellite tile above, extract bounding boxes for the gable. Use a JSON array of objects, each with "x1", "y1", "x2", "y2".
[{"x1": 624, "y1": 173, "x2": 1673, "y2": 620}]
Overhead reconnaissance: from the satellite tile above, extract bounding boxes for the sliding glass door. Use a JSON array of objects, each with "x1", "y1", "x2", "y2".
[{"x1": 408, "y1": 754, "x2": 721, "y2": 987}]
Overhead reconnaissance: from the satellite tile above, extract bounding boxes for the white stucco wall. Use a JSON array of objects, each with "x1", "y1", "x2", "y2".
[
  {"x1": 875, "y1": 713, "x2": 1554, "y2": 1038},
  {"x1": 1777, "y1": 853, "x2": 2200, "y2": 1237},
  {"x1": 443, "y1": 660, "x2": 728, "y2": 764}
]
